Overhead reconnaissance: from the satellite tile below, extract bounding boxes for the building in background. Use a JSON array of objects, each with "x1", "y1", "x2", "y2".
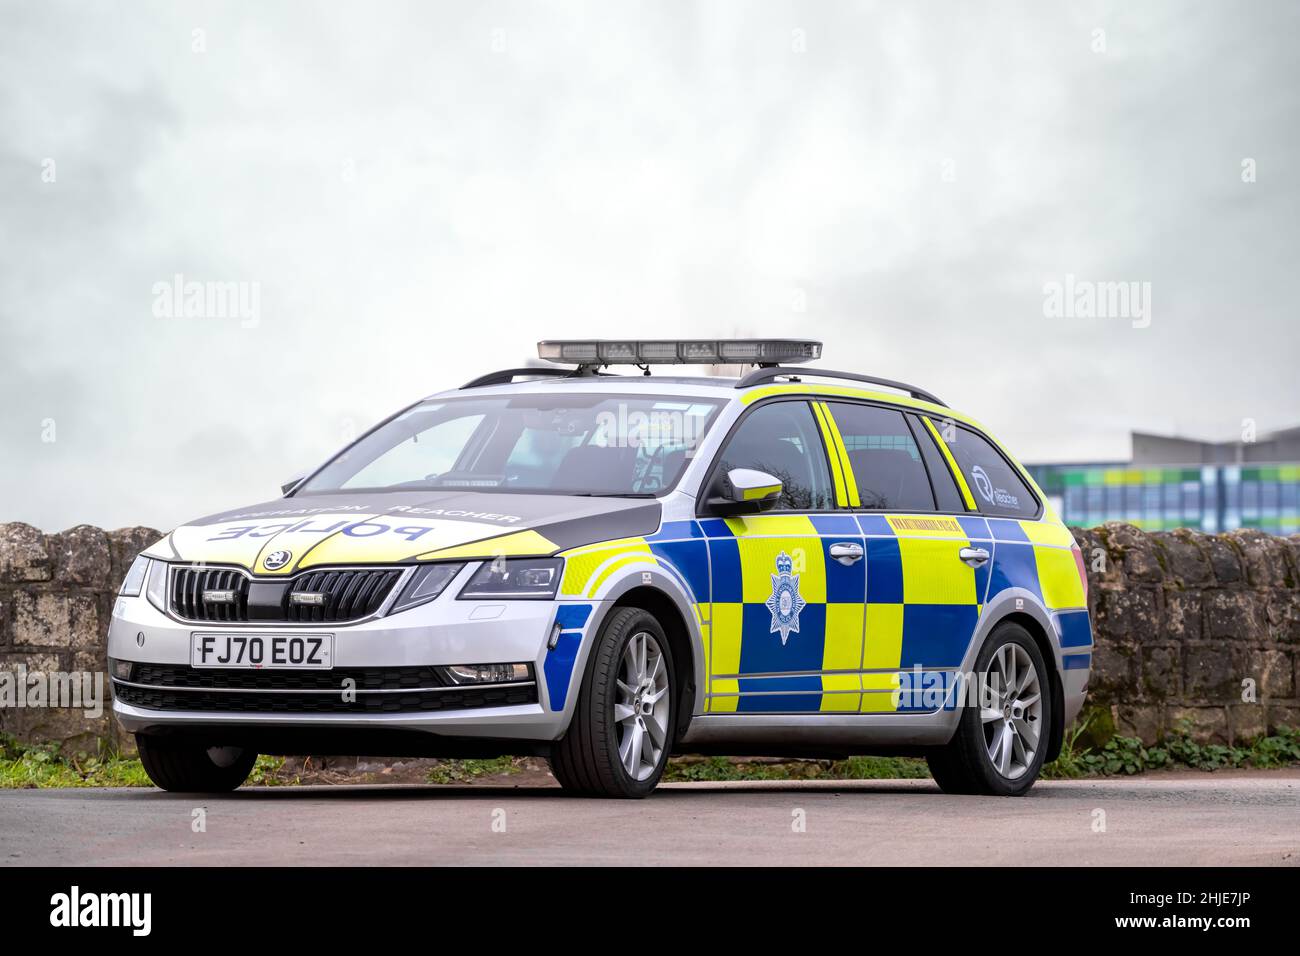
[{"x1": 1027, "y1": 425, "x2": 1300, "y2": 535}]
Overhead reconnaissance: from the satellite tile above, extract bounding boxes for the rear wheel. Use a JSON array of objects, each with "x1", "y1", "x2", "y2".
[
  {"x1": 136, "y1": 735, "x2": 258, "y2": 793},
  {"x1": 927, "y1": 622, "x2": 1050, "y2": 796},
  {"x1": 550, "y1": 607, "x2": 674, "y2": 798}
]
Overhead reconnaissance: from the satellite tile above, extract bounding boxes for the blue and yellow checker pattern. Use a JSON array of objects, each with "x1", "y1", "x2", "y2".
[
  {"x1": 701, "y1": 511, "x2": 1089, "y2": 714},
  {"x1": 545, "y1": 510, "x2": 1090, "y2": 716},
  {"x1": 703, "y1": 513, "x2": 865, "y2": 712},
  {"x1": 702, "y1": 512, "x2": 991, "y2": 713}
]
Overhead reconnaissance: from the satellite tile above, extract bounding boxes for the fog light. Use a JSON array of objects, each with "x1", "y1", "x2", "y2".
[
  {"x1": 444, "y1": 663, "x2": 531, "y2": 685},
  {"x1": 110, "y1": 659, "x2": 133, "y2": 681}
]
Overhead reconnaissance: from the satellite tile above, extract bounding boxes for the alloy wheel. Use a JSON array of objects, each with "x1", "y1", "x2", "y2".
[
  {"x1": 980, "y1": 642, "x2": 1043, "y2": 780},
  {"x1": 613, "y1": 631, "x2": 670, "y2": 782}
]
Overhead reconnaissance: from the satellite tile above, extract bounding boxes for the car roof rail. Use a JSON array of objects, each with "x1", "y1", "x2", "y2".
[
  {"x1": 460, "y1": 366, "x2": 614, "y2": 389},
  {"x1": 735, "y1": 366, "x2": 947, "y2": 407}
]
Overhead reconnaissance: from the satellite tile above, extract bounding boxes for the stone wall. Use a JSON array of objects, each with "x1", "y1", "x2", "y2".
[
  {"x1": 1, "y1": 520, "x2": 1298, "y2": 753},
  {"x1": 1070, "y1": 524, "x2": 1300, "y2": 746},
  {"x1": 0, "y1": 523, "x2": 159, "y2": 750}
]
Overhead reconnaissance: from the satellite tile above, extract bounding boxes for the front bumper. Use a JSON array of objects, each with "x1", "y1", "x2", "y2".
[{"x1": 107, "y1": 566, "x2": 590, "y2": 743}]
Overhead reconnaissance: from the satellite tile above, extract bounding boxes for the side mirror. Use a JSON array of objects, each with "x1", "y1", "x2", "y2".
[
  {"x1": 280, "y1": 471, "x2": 308, "y2": 496},
  {"x1": 707, "y1": 468, "x2": 783, "y2": 515}
]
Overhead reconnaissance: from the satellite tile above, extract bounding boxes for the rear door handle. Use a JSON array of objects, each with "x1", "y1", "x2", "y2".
[
  {"x1": 829, "y1": 542, "x2": 864, "y2": 565},
  {"x1": 959, "y1": 547, "x2": 990, "y2": 567}
]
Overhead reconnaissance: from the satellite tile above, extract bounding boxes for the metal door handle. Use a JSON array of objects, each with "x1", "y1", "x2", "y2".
[
  {"x1": 959, "y1": 547, "x2": 990, "y2": 567},
  {"x1": 829, "y1": 542, "x2": 864, "y2": 565}
]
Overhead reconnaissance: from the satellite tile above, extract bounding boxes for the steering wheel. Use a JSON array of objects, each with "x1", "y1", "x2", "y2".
[{"x1": 635, "y1": 444, "x2": 666, "y2": 493}]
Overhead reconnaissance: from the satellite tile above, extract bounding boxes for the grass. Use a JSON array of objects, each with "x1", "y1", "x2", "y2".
[
  {"x1": 3, "y1": 724, "x2": 1299, "y2": 789},
  {"x1": 0, "y1": 734, "x2": 289, "y2": 789},
  {"x1": 0, "y1": 735, "x2": 151, "y2": 789},
  {"x1": 664, "y1": 755, "x2": 930, "y2": 782},
  {"x1": 247, "y1": 755, "x2": 290, "y2": 785},
  {"x1": 425, "y1": 756, "x2": 522, "y2": 784}
]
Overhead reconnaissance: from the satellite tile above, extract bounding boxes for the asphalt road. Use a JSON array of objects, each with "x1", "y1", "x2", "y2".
[{"x1": 2, "y1": 770, "x2": 1297, "y2": 866}]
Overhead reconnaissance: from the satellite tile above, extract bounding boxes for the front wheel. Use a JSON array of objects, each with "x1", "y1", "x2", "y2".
[
  {"x1": 927, "y1": 622, "x2": 1051, "y2": 796},
  {"x1": 549, "y1": 607, "x2": 675, "y2": 798},
  {"x1": 136, "y1": 735, "x2": 258, "y2": 793}
]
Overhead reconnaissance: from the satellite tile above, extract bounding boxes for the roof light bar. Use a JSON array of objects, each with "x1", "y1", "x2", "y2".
[{"x1": 537, "y1": 339, "x2": 822, "y2": 366}]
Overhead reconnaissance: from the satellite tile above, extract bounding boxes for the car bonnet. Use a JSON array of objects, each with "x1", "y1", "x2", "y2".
[{"x1": 141, "y1": 490, "x2": 662, "y2": 575}]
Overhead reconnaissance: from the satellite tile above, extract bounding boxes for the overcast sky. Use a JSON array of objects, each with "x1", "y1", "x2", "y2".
[{"x1": 2, "y1": 0, "x2": 1298, "y2": 533}]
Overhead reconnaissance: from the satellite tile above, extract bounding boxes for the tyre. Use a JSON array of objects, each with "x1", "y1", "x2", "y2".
[
  {"x1": 926, "y1": 622, "x2": 1051, "y2": 796},
  {"x1": 136, "y1": 735, "x2": 258, "y2": 793},
  {"x1": 549, "y1": 607, "x2": 675, "y2": 798}
]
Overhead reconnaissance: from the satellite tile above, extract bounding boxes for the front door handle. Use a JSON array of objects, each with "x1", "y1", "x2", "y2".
[
  {"x1": 959, "y1": 546, "x2": 990, "y2": 567},
  {"x1": 829, "y1": 542, "x2": 864, "y2": 565}
]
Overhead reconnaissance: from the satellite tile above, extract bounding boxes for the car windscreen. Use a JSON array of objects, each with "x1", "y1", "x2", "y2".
[{"x1": 297, "y1": 393, "x2": 724, "y2": 497}]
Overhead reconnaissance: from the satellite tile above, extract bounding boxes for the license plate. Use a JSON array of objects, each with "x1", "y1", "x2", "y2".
[{"x1": 191, "y1": 633, "x2": 334, "y2": 669}]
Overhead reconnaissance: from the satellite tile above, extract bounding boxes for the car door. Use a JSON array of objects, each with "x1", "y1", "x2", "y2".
[
  {"x1": 700, "y1": 399, "x2": 866, "y2": 713},
  {"x1": 821, "y1": 402, "x2": 992, "y2": 714}
]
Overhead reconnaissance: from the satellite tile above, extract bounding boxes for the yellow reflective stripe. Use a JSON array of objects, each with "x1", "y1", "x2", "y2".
[
  {"x1": 415, "y1": 528, "x2": 558, "y2": 561},
  {"x1": 1020, "y1": 520, "x2": 1076, "y2": 547},
  {"x1": 723, "y1": 514, "x2": 818, "y2": 536},
  {"x1": 811, "y1": 401, "x2": 848, "y2": 507},
  {"x1": 586, "y1": 554, "x2": 649, "y2": 597},
  {"x1": 818, "y1": 402, "x2": 861, "y2": 508},
  {"x1": 1033, "y1": 545, "x2": 1087, "y2": 610},
  {"x1": 922, "y1": 416, "x2": 976, "y2": 511},
  {"x1": 740, "y1": 383, "x2": 951, "y2": 419},
  {"x1": 742, "y1": 483, "x2": 782, "y2": 501},
  {"x1": 558, "y1": 538, "x2": 651, "y2": 595}
]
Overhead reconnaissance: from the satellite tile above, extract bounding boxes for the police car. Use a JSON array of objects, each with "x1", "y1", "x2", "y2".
[{"x1": 109, "y1": 339, "x2": 1092, "y2": 797}]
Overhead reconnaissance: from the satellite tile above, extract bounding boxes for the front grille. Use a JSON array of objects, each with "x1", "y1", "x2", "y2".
[
  {"x1": 171, "y1": 567, "x2": 249, "y2": 622},
  {"x1": 168, "y1": 566, "x2": 404, "y2": 623},
  {"x1": 114, "y1": 683, "x2": 537, "y2": 715},
  {"x1": 286, "y1": 568, "x2": 404, "y2": 622}
]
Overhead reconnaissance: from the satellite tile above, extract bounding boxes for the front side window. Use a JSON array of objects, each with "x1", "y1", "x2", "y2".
[
  {"x1": 939, "y1": 421, "x2": 1040, "y2": 518},
  {"x1": 299, "y1": 394, "x2": 722, "y2": 497},
  {"x1": 712, "y1": 401, "x2": 834, "y2": 511},
  {"x1": 825, "y1": 402, "x2": 935, "y2": 511}
]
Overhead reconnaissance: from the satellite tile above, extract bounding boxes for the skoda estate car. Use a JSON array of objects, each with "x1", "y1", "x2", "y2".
[{"x1": 109, "y1": 339, "x2": 1092, "y2": 797}]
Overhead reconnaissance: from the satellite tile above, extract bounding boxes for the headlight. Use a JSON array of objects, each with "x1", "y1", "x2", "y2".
[
  {"x1": 119, "y1": 556, "x2": 150, "y2": 597},
  {"x1": 459, "y1": 558, "x2": 563, "y2": 600},
  {"x1": 389, "y1": 563, "x2": 465, "y2": 614},
  {"x1": 145, "y1": 560, "x2": 169, "y2": 611}
]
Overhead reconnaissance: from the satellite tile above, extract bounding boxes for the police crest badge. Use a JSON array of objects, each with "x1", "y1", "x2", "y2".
[{"x1": 765, "y1": 550, "x2": 806, "y2": 645}]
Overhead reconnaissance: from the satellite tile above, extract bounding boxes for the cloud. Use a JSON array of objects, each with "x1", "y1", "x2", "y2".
[{"x1": 1, "y1": 0, "x2": 1297, "y2": 530}]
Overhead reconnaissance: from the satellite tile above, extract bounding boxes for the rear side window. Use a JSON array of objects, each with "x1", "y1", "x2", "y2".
[
  {"x1": 908, "y1": 413, "x2": 965, "y2": 512},
  {"x1": 824, "y1": 402, "x2": 935, "y2": 512},
  {"x1": 937, "y1": 420, "x2": 1039, "y2": 518},
  {"x1": 713, "y1": 401, "x2": 834, "y2": 511}
]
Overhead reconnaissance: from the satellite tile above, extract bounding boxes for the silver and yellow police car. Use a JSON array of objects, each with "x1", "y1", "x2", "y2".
[{"x1": 109, "y1": 339, "x2": 1092, "y2": 797}]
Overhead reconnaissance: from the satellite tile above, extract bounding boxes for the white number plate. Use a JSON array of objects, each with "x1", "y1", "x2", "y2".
[{"x1": 191, "y1": 633, "x2": 334, "y2": 669}]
